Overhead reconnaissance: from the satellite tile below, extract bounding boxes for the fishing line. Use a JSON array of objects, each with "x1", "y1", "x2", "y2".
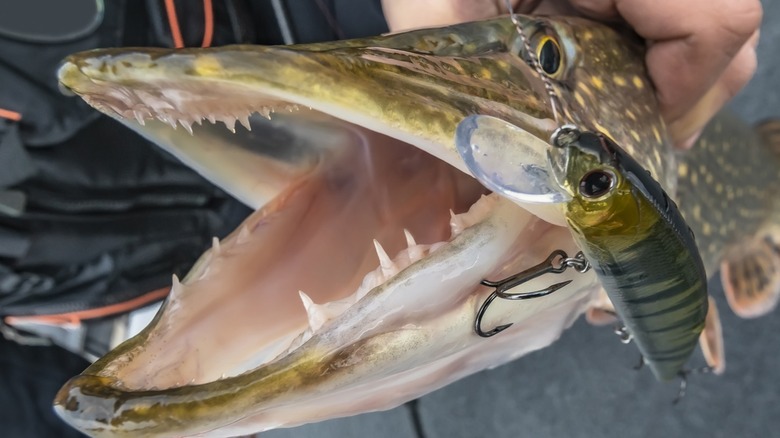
[{"x1": 504, "y1": 0, "x2": 563, "y2": 127}]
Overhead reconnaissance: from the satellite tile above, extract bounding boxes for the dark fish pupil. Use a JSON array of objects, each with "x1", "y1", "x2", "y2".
[
  {"x1": 579, "y1": 170, "x2": 613, "y2": 198},
  {"x1": 539, "y1": 39, "x2": 561, "y2": 75}
]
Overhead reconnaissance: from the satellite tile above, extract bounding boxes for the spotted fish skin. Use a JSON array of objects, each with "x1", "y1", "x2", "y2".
[
  {"x1": 677, "y1": 114, "x2": 780, "y2": 318},
  {"x1": 677, "y1": 114, "x2": 780, "y2": 271}
]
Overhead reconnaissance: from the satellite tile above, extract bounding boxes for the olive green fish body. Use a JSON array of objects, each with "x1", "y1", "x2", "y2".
[
  {"x1": 675, "y1": 114, "x2": 780, "y2": 319},
  {"x1": 677, "y1": 113, "x2": 780, "y2": 272},
  {"x1": 556, "y1": 132, "x2": 708, "y2": 381}
]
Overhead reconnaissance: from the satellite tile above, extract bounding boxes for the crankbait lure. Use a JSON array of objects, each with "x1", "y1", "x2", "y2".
[{"x1": 456, "y1": 117, "x2": 709, "y2": 381}]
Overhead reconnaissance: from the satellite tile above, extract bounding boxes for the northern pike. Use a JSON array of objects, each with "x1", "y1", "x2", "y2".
[{"x1": 54, "y1": 14, "x2": 780, "y2": 437}]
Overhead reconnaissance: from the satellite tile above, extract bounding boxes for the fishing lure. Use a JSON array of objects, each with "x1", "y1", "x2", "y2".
[
  {"x1": 550, "y1": 126, "x2": 709, "y2": 381},
  {"x1": 456, "y1": 118, "x2": 709, "y2": 382}
]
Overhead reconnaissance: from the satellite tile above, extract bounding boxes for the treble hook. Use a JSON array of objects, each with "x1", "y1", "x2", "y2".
[{"x1": 475, "y1": 249, "x2": 590, "y2": 337}]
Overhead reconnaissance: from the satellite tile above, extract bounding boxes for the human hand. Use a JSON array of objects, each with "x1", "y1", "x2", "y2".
[{"x1": 381, "y1": 0, "x2": 762, "y2": 149}]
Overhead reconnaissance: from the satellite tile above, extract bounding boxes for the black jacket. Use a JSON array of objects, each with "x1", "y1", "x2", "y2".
[{"x1": 0, "y1": 2, "x2": 387, "y2": 436}]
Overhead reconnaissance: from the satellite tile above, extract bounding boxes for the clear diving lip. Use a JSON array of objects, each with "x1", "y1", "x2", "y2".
[{"x1": 455, "y1": 114, "x2": 571, "y2": 206}]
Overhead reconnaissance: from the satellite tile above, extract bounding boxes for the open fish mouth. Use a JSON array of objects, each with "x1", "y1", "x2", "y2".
[
  {"x1": 50, "y1": 16, "x2": 662, "y2": 437},
  {"x1": 53, "y1": 74, "x2": 595, "y2": 438}
]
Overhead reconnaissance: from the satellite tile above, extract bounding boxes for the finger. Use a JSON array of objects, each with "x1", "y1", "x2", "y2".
[
  {"x1": 643, "y1": 10, "x2": 762, "y2": 125},
  {"x1": 382, "y1": 0, "x2": 522, "y2": 31},
  {"x1": 568, "y1": 0, "x2": 762, "y2": 122},
  {"x1": 668, "y1": 33, "x2": 760, "y2": 148},
  {"x1": 564, "y1": 0, "x2": 619, "y2": 19},
  {"x1": 514, "y1": 0, "x2": 544, "y2": 14},
  {"x1": 624, "y1": 0, "x2": 761, "y2": 123},
  {"x1": 531, "y1": 0, "x2": 578, "y2": 15}
]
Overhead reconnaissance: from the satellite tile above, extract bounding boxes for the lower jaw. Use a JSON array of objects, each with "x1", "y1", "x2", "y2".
[
  {"x1": 55, "y1": 116, "x2": 600, "y2": 436},
  {"x1": 55, "y1": 187, "x2": 600, "y2": 437}
]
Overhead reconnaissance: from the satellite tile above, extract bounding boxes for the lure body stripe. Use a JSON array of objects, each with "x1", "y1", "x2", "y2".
[{"x1": 561, "y1": 132, "x2": 708, "y2": 381}]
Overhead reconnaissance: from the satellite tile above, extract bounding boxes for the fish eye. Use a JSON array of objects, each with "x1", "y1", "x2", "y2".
[
  {"x1": 579, "y1": 169, "x2": 616, "y2": 198},
  {"x1": 536, "y1": 35, "x2": 562, "y2": 76}
]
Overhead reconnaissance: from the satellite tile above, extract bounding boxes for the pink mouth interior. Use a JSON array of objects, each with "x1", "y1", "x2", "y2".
[{"x1": 105, "y1": 124, "x2": 488, "y2": 389}]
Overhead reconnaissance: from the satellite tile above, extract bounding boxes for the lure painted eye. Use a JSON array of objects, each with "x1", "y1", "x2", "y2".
[
  {"x1": 537, "y1": 36, "x2": 562, "y2": 76},
  {"x1": 579, "y1": 169, "x2": 615, "y2": 198}
]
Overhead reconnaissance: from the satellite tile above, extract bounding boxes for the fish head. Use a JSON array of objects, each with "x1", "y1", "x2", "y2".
[
  {"x1": 54, "y1": 15, "x2": 672, "y2": 437},
  {"x1": 57, "y1": 15, "x2": 671, "y2": 183}
]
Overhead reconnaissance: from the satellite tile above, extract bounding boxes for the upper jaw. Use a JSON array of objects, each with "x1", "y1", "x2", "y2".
[{"x1": 57, "y1": 16, "x2": 557, "y2": 175}]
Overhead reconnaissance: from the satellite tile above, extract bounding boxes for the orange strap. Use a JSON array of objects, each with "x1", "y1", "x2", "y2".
[
  {"x1": 164, "y1": 0, "x2": 184, "y2": 48},
  {"x1": 4, "y1": 286, "x2": 170, "y2": 327},
  {"x1": 202, "y1": 0, "x2": 213, "y2": 47},
  {"x1": 165, "y1": 0, "x2": 214, "y2": 49},
  {"x1": 0, "y1": 108, "x2": 21, "y2": 121}
]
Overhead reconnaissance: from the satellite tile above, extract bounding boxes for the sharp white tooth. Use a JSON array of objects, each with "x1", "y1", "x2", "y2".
[
  {"x1": 404, "y1": 229, "x2": 424, "y2": 262},
  {"x1": 238, "y1": 114, "x2": 252, "y2": 131},
  {"x1": 207, "y1": 114, "x2": 216, "y2": 124},
  {"x1": 373, "y1": 239, "x2": 397, "y2": 277},
  {"x1": 237, "y1": 225, "x2": 251, "y2": 245},
  {"x1": 299, "y1": 291, "x2": 328, "y2": 332},
  {"x1": 403, "y1": 229, "x2": 417, "y2": 247},
  {"x1": 180, "y1": 119, "x2": 194, "y2": 135},
  {"x1": 212, "y1": 237, "x2": 221, "y2": 254},
  {"x1": 195, "y1": 117, "x2": 203, "y2": 125},
  {"x1": 373, "y1": 239, "x2": 392, "y2": 267},
  {"x1": 223, "y1": 116, "x2": 236, "y2": 133},
  {"x1": 259, "y1": 107, "x2": 271, "y2": 120},
  {"x1": 133, "y1": 110, "x2": 146, "y2": 125},
  {"x1": 163, "y1": 115, "x2": 178, "y2": 129},
  {"x1": 449, "y1": 209, "x2": 465, "y2": 236},
  {"x1": 170, "y1": 274, "x2": 183, "y2": 300}
]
